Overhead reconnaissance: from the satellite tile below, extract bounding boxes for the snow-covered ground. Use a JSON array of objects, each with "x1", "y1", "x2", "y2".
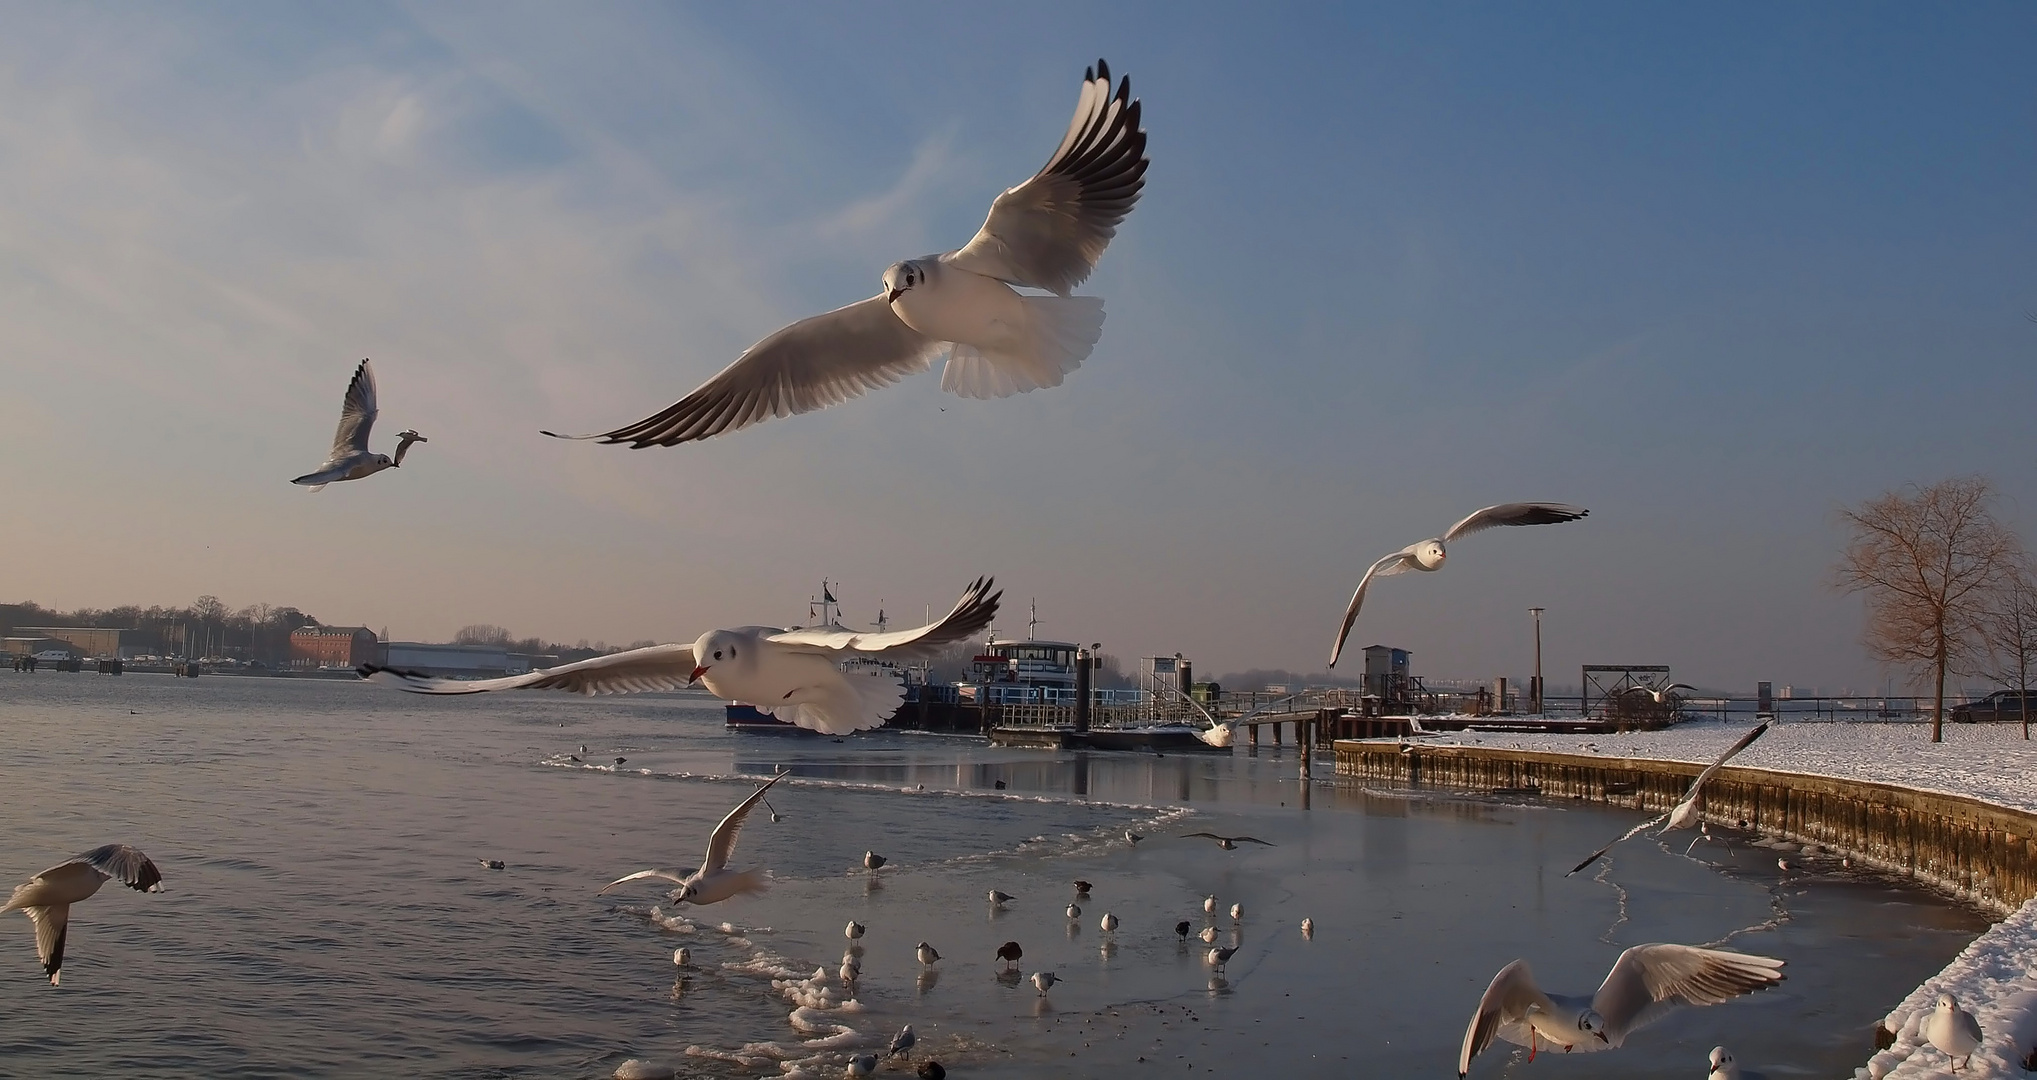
[
  {"x1": 1402, "y1": 717, "x2": 2037, "y2": 1078},
  {"x1": 1418, "y1": 716, "x2": 2037, "y2": 815}
]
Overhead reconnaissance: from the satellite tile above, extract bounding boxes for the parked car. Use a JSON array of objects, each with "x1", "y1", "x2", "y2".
[{"x1": 1950, "y1": 690, "x2": 2037, "y2": 723}]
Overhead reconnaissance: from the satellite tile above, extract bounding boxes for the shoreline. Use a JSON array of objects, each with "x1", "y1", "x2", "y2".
[{"x1": 1330, "y1": 721, "x2": 2037, "y2": 1077}]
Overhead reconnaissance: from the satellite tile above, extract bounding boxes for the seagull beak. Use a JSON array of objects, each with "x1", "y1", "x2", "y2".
[
  {"x1": 689, "y1": 665, "x2": 708, "y2": 683},
  {"x1": 1593, "y1": 1031, "x2": 1608, "y2": 1044},
  {"x1": 886, "y1": 287, "x2": 902, "y2": 304}
]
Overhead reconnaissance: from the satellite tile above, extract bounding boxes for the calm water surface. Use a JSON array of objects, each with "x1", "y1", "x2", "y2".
[{"x1": 0, "y1": 673, "x2": 1992, "y2": 1078}]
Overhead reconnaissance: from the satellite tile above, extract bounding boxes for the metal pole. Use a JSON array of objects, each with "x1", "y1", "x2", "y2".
[{"x1": 1530, "y1": 608, "x2": 1545, "y2": 715}]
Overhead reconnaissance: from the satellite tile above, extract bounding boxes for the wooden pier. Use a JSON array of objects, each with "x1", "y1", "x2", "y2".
[{"x1": 1335, "y1": 740, "x2": 2037, "y2": 912}]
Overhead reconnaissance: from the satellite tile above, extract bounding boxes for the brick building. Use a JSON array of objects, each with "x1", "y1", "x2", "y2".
[{"x1": 288, "y1": 625, "x2": 379, "y2": 669}]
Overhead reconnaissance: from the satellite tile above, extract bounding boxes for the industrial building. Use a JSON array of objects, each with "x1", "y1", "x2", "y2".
[
  {"x1": 288, "y1": 626, "x2": 380, "y2": 669},
  {"x1": 10, "y1": 627, "x2": 147, "y2": 658}
]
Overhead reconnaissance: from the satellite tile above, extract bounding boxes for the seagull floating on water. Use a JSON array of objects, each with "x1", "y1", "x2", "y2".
[
  {"x1": 1456, "y1": 944, "x2": 1785, "y2": 1076},
  {"x1": 672, "y1": 947, "x2": 690, "y2": 967},
  {"x1": 1566, "y1": 722, "x2": 1770, "y2": 876},
  {"x1": 4, "y1": 844, "x2": 162, "y2": 985},
  {"x1": 1926, "y1": 993, "x2": 1983, "y2": 1071},
  {"x1": 598, "y1": 773, "x2": 783, "y2": 905},
  {"x1": 1184, "y1": 832, "x2": 1274, "y2": 850},
  {"x1": 1329, "y1": 503, "x2": 1589, "y2": 667},
  {"x1": 362, "y1": 579, "x2": 1000, "y2": 735},
  {"x1": 291, "y1": 359, "x2": 427, "y2": 490},
  {"x1": 478, "y1": 858, "x2": 505, "y2": 870},
  {"x1": 543, "y1": 61, "x2": 1148, "y2": 448}
]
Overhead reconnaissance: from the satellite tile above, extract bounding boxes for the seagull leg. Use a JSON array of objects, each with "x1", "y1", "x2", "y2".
[{"x1": 1529, "y1": 1030, "x2": 1536, "y2": 1062}]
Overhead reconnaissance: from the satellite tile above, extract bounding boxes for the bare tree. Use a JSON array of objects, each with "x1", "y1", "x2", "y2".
[
  {"x1": 1834, "y1": 476, "x2": 2021, "y2": 742},
  {"x1": 455, "y1": 624, "x2": 515, "y2": 646},
  {"x1": 1979, "y1": 559, "x2": 2037, "y2": 740}
]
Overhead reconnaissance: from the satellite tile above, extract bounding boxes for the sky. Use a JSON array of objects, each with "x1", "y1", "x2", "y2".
[{"x1": 1, "y1": 3, "x2": 2033, "y2": 694}]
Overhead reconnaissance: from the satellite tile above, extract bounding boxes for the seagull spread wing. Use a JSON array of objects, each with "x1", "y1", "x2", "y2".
[
  {"x1": 1328, "y1": 550, "x2": 1418, "y2": 667},
  {"x1": 75, "y1": 845, "x2": 162, "y2": 893},
  {"x1": 332, "y1": 358, "x2": 378, "y2": 457},
  {"x1": 1459, "y1": 960, "x2": 1557, "y2": 1076},
  {"x1": 1682, "y1": 721, "x2": 1770, "y2": 799},
  {"x1": 1441, "y1": 503, "x2": 1590, "y2": 543},
  {"x1": 944, "y1": 60, "x2": 1149, "y2": 296},
  {"x1": 1564, "y1": 813, "x2": 1670, "y2": 876},
  {"x1": 703, "y1": 772, "x2": 786, "y2": 875},
  {"x1": 767, "y1": 577, "x2": 1001, "y2": 660},
  {"x1": 543, "y1": 296, "x2": 942, "y2": 447},
  {"x1": 1590, "y1": 944, "x2": 1785, "y2": 1045},
  {"x1": 358, "y1": 644, "x2": 697, "y2": 696}
]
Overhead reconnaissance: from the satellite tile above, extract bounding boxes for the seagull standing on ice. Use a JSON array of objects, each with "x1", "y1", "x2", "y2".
[
  {"x1": 1456, "y1": 944, "x2": 1785, "y2": 1076},
  {"x1": 291, "y1": 359, "x2": 426, "y2": 490},
  {"x1": 4, "y1": 844, "x2": 162, "y2": 985},
  {"x1": 1926, "y1": 993, "x2": 1983, "y2": 1069},
  {"x1": 1031, "y1": 971, "x2": 1059, "y2": 996},
  {"x1": 543, "y1": 60, "x2": 1148, "y2": 447},
  {"x1": 889, "y1": 1024, "x2": 916, "y2": 1058},
  {"x1": 864, "y1": 852, "x2": 888, "y2": 870},
  {"x1": 1099, "y1": 912, "x2": 1119, "y2": 933},
  {"x1": 362, "y1": 578, "x2": 1000, "y2": 736},
  {"x1": 598, "y1": 773, "x2": 783, "y2": 905},
  {"x1": 1566, "y1": 722, "x2": 1770, "y2": 876},
  {"x1": 1206, "y1": 946, "x2": 1238, "y2": 974},
  {"x1": 988, "y1": 890, "x2": 1014, "y2": 906},
  {"x1": 846, "y1": 921, "x2": 866, "y2": 940},
  {"x1": 1203, "y1": 894, "x2": 1218, "y2": 915},
  {"x1": 1328, "y1": 503, "x2": 1590, "y2": 667},
  {"x1": 916, "y1": 942, "x2": 942, "y2": 966}
]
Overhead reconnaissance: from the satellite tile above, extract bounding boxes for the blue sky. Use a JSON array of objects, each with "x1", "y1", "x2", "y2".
[{"x1": 1, "y1": 3, "x2": 2032, "y2": 692}]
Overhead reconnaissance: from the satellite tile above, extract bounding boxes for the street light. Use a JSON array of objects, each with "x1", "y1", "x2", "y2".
[{"x1": 1530, "y1": 608, "x2": 1545, "y2": 715}]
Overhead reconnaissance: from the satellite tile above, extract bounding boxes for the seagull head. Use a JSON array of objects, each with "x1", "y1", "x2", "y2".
[
  {"x1": 1578, "y1": 1009, "x2": 1609, "y2": 1043},
  {"x1": 1937, "y1": 992, "x2": 1959, "y2": 1011},
  {"x1": 1709, "y1": 1047, "x2": 1733, "y2": 1070},
  {"x1": 671, "y1": 882, "x2": 697, "y2": 903},
  {"x1": 1414, "y1": 539, "x2": 1447, "y2": 570},
  {"x1": 690, "y1": 630, "x2": 748, "y2": 683},
  {"x1": 883, "y1": 260, "x2": 928, "y2": 304}
]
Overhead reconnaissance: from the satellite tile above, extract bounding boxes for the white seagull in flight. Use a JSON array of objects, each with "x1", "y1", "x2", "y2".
[
  {"x1": 5, "y1": 844, "x2": 163, "y2": 985},
  {"x1": 599, "y1": 773, "x2": 785, "y2": 905},
  {"x1": 291, "y1": 359, "x2": 426, "y2": 490},
  {"x1": 1328, "y1": 503, "x2": 1589, "y2": 667},
  {"x1": 1565, "y1": 721, "x2": 1769, "y2": 876},
  {"x1": 542, "y1": 60, "x2": 1148, "y2": 447},
  {"x1": 361, "y1": 578, "x2": 1000, "y2": 735},
  {"x1": 1457, "y1": 944, "x2": 1784, "y2": 1076}
]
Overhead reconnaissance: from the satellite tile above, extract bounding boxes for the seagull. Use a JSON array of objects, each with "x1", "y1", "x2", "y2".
[
  {"x1": 1328, "y1": 503, "x2": 1590, "y2": 667},
  {"x1": 845, "y1": 921, "x2": 866, "y2": 940},
  {"x1": 672, "y1": 947, "x2": 690, "y2": 967},
  {"x1": 1174, "y1": 920, "x2": 1192, "y2": 939},
  {"x1": 1203, "y1": 894, "x2": 1218, "y2": 914},
  {"x1": 1619, "y1": 683, "x2": 1700, "y2": 705},
  {"x1": 1099, "y1": 912, "x2": 1119, "y2": 932},
  {"x1": 291, "y1": 359, "x2": 427, "y2": 490},
  {"x1": 542, "y1": 60, "x2": 1149, "y2": 448},
  {"x1": 1183, "y1": 833, "x2": 1274, "y2": 851},
  {"x1": 865, "y1": 851, "x2": 888, "y2": 870},
  {"x1": 1566, "y1": 722, "x2": 1770, "y2": 876},
  {"x1": 1300, "y1": 918, "x2": 1314, "y2": 938},
  {"x1": 1229, "y1": 903, "x2": 1243, "y2": 921},
  {"x1": 847, "y1": 1053, "x2": 878, "y2": 1078},
  {"x1": 889, "y1": 1024, "x2": 916, "y2": 1058},
  {"x1": 1925, "y1": 993, "x2": 1983, "y2": 1070},
  {"x1": 996, "y1": 940, "x2": 1023, "y2": 968},
  {"x1": 1456, "y1": 944, "x2": 1785, "y2": 1076},
  {"x1": 1706, "y1": 1045, "x2": 1768, "y2": 1080},
  {"x1": 988, "y1": 890, "x2": 1014, "y2": 906},
  {"x1": 361, "y1": 578, "x2": 1000, "y2": 735},
  {"x1": 840, "y1": 956, "x2": 861, "y2": 985},
  {"x1": 1124, "y1": 830, "x2": 1143, "y2": 845},
  {"x1": 1206, "y1": 946, "x2": 1238, "y2": 973},
  {"x1": 1066, "y1": 903, "x2": 1082, "y2": 919},
  {"x1": 1196, "y1": 722, "x2": 1236, "y2": 748},
  {"x1": 598, "y1": 772, "x2": 783, "y2": 905},
  {"x1": 4, "y1": 844, "x2": 162, "y2": 985},
  {"x1": 916, "y1": 942, "x2": 942, "y2": 965},
  {"x1": 1031, "y1": 971, "x2": 1059, "y2": 996},
  {"x1": 1198, "y1": 925, "x2": 1220, "y2": 944},
  {"x1": 478, "y1": 858, "x2": 505, "y2": 870}
]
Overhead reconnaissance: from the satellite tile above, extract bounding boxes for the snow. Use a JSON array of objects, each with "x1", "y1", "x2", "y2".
[
  {"x1": 1396, "y1": 717, "x2": 2037, "y2": 1079},
  {"x1": 1417, "y1": 717, "x2": 2037, "y2": 816}
]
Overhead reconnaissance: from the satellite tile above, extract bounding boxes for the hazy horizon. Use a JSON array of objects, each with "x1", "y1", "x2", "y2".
[{"x1": 3, "y1": 4, "x2": 2033, "y2": 696}]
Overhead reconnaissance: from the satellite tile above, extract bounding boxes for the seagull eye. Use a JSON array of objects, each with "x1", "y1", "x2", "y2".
[{"x1": 714, "y1": 650, "x2": 723, "y2": 660}]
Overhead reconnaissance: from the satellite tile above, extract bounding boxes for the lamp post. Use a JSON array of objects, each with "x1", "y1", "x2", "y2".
[{"x1": 1530, "y1": 607, "x2": 1545, "y2": 715}]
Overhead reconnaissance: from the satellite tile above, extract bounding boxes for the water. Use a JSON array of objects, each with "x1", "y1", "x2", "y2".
[{"x1": 0, "y1": 674, "x2": 1991, "y2": 1078}]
